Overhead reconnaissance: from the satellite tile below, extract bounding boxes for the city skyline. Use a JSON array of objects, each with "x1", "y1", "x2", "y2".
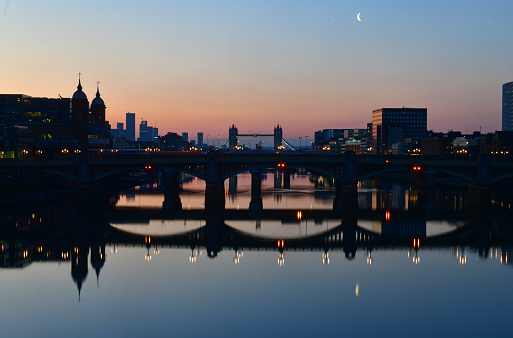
[{"x1": 1, "y1": 0, "x2": 512, "y2": 138}]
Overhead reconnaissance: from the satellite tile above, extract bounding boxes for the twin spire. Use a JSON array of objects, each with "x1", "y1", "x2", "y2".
[{"x1": 75, "y1": 73, "x2": 102, "y2": 99}]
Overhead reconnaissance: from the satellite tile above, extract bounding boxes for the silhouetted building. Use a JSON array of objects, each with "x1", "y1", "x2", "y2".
[
  {"x1": 422, "y1": 138, "x2": 453, "y2": 156},
  {"x1": 503, "y1": 82, "x2": 513, "y2": 131},
  {"x1": 0, "y1": 94, "x2": 71, "y2": 123},
  {"x1": 229, "y1": 124, "x2": 238, "y2": 150},
  {"x1": 138, "y1": 120, "x2": 158, "y2": 143},
  {"x1": 182, "y1": 132, "x2": 188, "y2": 142},
  {"x1": 314, "y1": 128, "x2": 368, "y2": 153},
  {"x1": 160, "y1": 131, "x2": 185, "y2": 150},
  {"x1": 197, "y1": 132, "x2": 203, "y2": 148},
  {"x1": 372, "y1": 107, "x2": 427, "y2": 155},
  {"x1": 274, "y1": 124, "x2": 283, "y2": 152},
  {"x1": 126, "y1": 112, "x2": 135, "y2": 141},
  {"x1": 88, "y1": 84, "x2": 111, "y2": 149}
]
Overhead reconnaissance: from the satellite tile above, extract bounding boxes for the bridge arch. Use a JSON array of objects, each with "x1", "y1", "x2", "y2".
[{"x1": 358, "y1": 166, "x2": 478, "y2": 184}]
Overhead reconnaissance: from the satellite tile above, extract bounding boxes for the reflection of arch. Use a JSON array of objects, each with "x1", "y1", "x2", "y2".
[{"x1": 91, "y1": 164, "x2": 207, "y2": 183}]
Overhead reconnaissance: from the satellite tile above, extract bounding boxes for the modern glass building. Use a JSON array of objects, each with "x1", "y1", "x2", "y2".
[
  {"x1": 372, "y1": 107, "x2": 427, "y2": 155},
  {"x1": 503, "y1": 82, "x2": 513, "y2": 131}
]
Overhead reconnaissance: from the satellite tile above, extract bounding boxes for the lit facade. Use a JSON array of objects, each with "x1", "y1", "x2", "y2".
[{"x1": 503, "y1": 82, "x2": 513, "y2": 131}]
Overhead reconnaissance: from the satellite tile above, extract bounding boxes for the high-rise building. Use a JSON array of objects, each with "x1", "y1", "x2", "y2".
[
  {"x1": 126, "y1": 112, "x2": 135, "y2": 141},
  {"x1": 502, "y1": 82, "x2": 513, "y2": 131},
  {"x1": 372, "y1": 107, "x2": 427, "y2": 155},
  {"x1": 197, "y1": 132, "x2": 203, "y2": 148},
  {"x1": 138, "y1": 120, "x2": 158, "y2": 143},
  {"x1": 182, "y1": 132, "x2": 188, "y2": 142}
]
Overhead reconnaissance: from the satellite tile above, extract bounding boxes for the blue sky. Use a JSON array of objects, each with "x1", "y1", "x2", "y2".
[{"x1": 1, "y1": 0, "x2": 512, "y2": 140}]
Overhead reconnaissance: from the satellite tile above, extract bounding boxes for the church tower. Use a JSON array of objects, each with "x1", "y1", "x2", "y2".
[
  {"x1": 71, "y1": 74, "x2": 90, "y2": 151},
  {"x1": 90, "y1": 82, "x2": 106, "y2": 125}
]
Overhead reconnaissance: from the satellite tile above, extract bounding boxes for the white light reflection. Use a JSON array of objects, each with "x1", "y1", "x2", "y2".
[
  {"x1": 322, "y1": 252, "x2": 329, "y2": 265},
  {"x1": 278, "y1": 252, "x2": 285, "y2": 267},
  {"x1": 233, "y1": 250, "x2": 243, "y2": 265}
]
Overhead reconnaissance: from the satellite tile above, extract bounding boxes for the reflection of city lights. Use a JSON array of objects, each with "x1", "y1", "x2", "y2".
[
  {"x1": 278, "y1": 252, "x2": 285, "y2": 267},
  {"x1": 145, "y1": 236, "x2": 151, "y2": 244},
  {"x1": 74, "y1": 247, "x2": 79, "y2": 254},
  {"x1": 154, "y1": 246, "x2": 160, "y2": 255},
  {"x1": 37, "y1": 246, "x2": 43, "y2": 253},
  {"x1": 355, "y1": 283, "x2": 359, "y2": 297},
  {"x1": 385, "y1": 210, "x2": 391, "y2": 222},
  {"x1": 459, "y1": 255, "x2": 467, "y2": 265},
  {"x1": 366, "y1": 252, "x2": 373, "y2": 265},
  {"x1": 322, "y1": 252, "x2": 330, "y2": 265},
  {"x1": 22, "y1": 251, "x2": 28, "y2": 259},
  {"x1": 234, "y1": 250, "x2": 243, "y2": 265},
  {"x1": 297, "y1": 211, "x2": 302, "y2": 220},
  {"x1": 111, "y1": 246, "x2": 118, "y2": 254},
  {"x1": 190, "y1": 248, "x2": 198, "y2": 263},
  {"x1": 413, "y1": 238, "x2": 420, "y2": 248},
  {"x1": 61, "y1": 251, "x2": 69, "y2": 259}
]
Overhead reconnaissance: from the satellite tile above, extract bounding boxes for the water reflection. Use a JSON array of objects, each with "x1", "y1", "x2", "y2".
[{"x1": 2, "y1": 175, "x2": 513, "y2": 336}]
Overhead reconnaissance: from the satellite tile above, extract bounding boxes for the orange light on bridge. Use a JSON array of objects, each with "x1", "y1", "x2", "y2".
[
  {"x1": 385, "y1": 210, "x2": 391, "y2": 222},
  {"x1": 277, "y1": 239, "x2": 285, "y2": 248},
  {"x1": 413, "y1": 166, "x2": 422, "y2": 171},
  {"x1": 277, "y1": 162, "x2": 286, "y2": 168},
  {"x1": 413, "y1": 238, "x2": 420, "y2": 248},
  {"x1": 145, "y1": 236, "x2": 152, "y2": 244},
  {"x1": 297, "y1": 211, "x2": 302, "y2": 220},
  {"x1": 385, "y1": 160, "x2": 389, "y2": 163}
]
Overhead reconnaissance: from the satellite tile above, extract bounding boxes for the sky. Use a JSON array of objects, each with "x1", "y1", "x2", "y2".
[{"x1": 1, "y1": 0, "x2": 512, "y2": 144}]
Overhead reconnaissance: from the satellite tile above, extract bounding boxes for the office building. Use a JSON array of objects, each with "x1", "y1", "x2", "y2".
[
  {"x1": 0, "y1": 94, "x2": 71, "y2": 123},
  {"x1": 503, "y1": 82, "x2": 513, "y2": 131},
  {"x1": 197, "y1": 132, "x2": 203, "y2": 148},
  {"x1": 126, "y1": 112, "x2": 135, "y2": 141},
  {"x1": 138, "y1": 120, "x2": 158, "y2": 143},
  {"x1": 182, "y1": 132, "x2": 188, "y2": 142},
  {"x1": 372, "y1": 107, "x2": 427, "y2": 155}
]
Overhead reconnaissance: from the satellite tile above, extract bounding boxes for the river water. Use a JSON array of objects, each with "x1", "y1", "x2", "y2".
[{"x1": 1, "y1": 172, "x2": 512, "y2": 337}]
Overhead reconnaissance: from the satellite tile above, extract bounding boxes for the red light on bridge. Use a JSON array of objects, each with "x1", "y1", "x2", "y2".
[
  {"x1": 277, "y1": 239, "x2": 285, "y2": 248},
  {"x1": 277, "y1": 162, "x2": 286, "y2": 168},
  {"x1": 385, "y1": 160, "x2": 389, "y2": 163}
]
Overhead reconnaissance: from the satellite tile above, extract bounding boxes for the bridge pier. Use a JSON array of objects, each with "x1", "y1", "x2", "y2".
[
  {"x1": 467, "y1": 184, "x2": 492, "y2": 225},
  {"x1": 283, "y1": 168, "x2": 291, "y2": 189},
  {"x1": 334, "y1": 151, "x2": 358, "y2": 215},
  {"x1": 228, "y1": 176, "x2": 237, "y2": 201},
  {"x1": 205, "y1": 150, "x2": 225, "y2": 225},
  {"x1": 249, "y1": 169, "x2": 263, "y2": 211},
  {"x1": 162, "y1": 170, "x2": 182, "y2": 212}
]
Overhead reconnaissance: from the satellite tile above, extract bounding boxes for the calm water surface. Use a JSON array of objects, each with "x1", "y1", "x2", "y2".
[{"x1": 1, "y1": 173, "x2": 512, "y2": 337}]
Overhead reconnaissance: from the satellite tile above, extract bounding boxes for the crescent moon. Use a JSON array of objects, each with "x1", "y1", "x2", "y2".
[{"x1": 357, "y1": 13, "x2": 362, "y2": 22}]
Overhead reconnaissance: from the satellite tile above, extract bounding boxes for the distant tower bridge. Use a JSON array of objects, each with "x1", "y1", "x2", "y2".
[{"x1": 228, "y1": 124, "x2": 294, "y2": 151}]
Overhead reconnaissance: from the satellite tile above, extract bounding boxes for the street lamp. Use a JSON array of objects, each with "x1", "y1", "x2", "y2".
[{"x1": 299, "y1": 136, "x2": 302, "y2": 150}]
